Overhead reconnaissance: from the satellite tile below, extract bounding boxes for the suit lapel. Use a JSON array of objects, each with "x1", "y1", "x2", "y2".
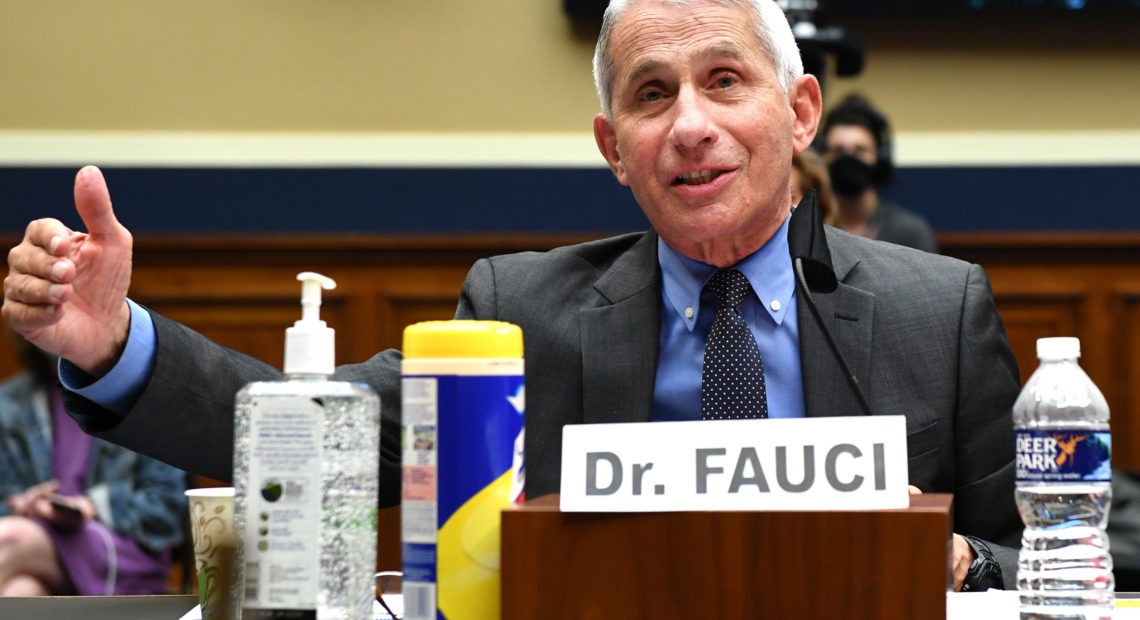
[
  {"x1": 575, "y1": 226, "x2": 876, "y2": 422},
  {"x1": 581, "y1": 233, "x2": 661, "y2": 425},
  {"x1": 800, "y1": 233, "x2": 875, "y2": 417}
]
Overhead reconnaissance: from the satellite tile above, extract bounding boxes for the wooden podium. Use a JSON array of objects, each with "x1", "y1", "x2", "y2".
[{"x1": 501, "y1": 494, "x2": 952, "y2": 620}]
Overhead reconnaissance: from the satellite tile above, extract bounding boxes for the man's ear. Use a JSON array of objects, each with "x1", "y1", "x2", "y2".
[
  {"x1": 593, "y1": 113, "x2": 629, "y2": 186},
  {"x1": 790, "y1": 75, "x2": 823, "y2": 153}
]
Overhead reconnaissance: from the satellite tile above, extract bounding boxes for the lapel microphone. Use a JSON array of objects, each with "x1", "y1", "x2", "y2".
[{"x1": 788, "y1": 189, "x2": 871, "y2": 415}]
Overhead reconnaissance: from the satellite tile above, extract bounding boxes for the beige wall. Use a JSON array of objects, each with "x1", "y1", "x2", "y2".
[
  {"x1": 826, "y1": 16, "x2": 1140, "y2": 133},
  {"x1": 3, "y1": 2, "x2": 1138, "y2": 134}
]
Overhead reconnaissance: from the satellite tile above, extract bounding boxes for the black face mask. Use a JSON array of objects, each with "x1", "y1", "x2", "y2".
[{"x1": 828, "y1": 155, "x2": 875, "y2": 197}]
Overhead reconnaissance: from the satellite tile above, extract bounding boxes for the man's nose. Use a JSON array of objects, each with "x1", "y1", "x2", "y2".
[{"x1": 668, "y1": 89, "x2": 717, "y2": 150}]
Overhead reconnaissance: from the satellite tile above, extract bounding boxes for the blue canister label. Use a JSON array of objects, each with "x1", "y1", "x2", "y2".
[
  {"x1": 1015, "y1": 429, "x2": 1111, "y2": 483},
  {"x1": 401, "y1": 369, "x2": 525, "y2": 620}
]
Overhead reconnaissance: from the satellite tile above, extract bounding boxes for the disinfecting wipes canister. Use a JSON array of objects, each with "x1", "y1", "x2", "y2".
[{"x1": 400, "y1": 321, "x2": 525, "y2": 620}]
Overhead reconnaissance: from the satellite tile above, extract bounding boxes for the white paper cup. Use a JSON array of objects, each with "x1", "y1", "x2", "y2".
[{"x1": 185, "y1": 487, "x2": 235, "y2": 620}]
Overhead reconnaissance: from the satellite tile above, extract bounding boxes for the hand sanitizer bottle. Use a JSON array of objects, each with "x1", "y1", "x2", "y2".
[{"x1": 231, "y1": 272, "x2": 380, "y2": 620}]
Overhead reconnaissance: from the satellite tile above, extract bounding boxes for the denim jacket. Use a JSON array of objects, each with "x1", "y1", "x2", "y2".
[{"x1": 0, "y1": 372, "x2": 188, "y2": 553}]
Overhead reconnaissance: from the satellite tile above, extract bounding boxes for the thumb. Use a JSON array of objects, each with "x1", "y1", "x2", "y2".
[{"x1": 74, "y1": 165, "x2": 124, "y2": 238}]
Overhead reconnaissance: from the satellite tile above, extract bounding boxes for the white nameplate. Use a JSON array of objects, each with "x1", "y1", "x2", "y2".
[{"x1": 560, "y1": 416, "x2": 909, "y2": 512}]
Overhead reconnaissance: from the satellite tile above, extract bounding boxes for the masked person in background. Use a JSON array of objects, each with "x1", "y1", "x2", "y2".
[
  {"x1": 818, "y1": 94, "x2": 939, "y2": 253},
  {"x1": 0, "y1": 334, "x2": 188, "y2": 596}
]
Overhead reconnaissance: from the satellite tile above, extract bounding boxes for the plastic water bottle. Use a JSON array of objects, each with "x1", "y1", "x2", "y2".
[{"x1": 1015, "y1": 337, "x2": 1113, "y2": 619}]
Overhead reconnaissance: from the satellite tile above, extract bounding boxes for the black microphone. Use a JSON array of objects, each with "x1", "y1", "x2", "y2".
[{"x1": 788, "y1": 189, "x2": 871, "y2": 415}]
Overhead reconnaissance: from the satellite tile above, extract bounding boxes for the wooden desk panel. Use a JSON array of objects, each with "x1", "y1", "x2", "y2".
[{"x1": 502, "y1": 494, "x2": 952, "y2": 620}]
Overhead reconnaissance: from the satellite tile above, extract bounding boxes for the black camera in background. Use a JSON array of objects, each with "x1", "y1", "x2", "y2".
[
  {"x1": 564, "y1": 0, "x2": 1140, "y2": 20},
  {"x1": 823, "y1": 0, "x2": 1140, "y2": 16}
]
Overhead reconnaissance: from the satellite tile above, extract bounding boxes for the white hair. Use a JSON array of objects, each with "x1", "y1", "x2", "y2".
[{"x1": 592, "y1": 0, "x2": 804, "y2": 119}]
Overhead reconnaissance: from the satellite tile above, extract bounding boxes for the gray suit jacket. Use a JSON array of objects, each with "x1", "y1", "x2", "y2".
[{"x1": 68, "y1": 226, "x2": 1023, "y2": 586}]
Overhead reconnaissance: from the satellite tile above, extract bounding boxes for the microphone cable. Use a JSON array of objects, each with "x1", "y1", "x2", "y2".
[{"x1": 793, "y1": 255, "x2": 872, "y2": 415}]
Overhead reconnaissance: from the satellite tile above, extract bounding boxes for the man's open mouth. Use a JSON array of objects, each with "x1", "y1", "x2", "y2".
[{"x1": 674, "y1": 169, "x2": 725, "y2": 186}]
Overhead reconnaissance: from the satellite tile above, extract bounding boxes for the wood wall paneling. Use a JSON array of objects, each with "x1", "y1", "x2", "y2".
[
  {"x1": 1, "y1": 232, "x2": 1138, "y2": 495},
  {"x1": 945, "y1": 234, "x2": 1140, "y2": 470},
  {"x1": 990, "y1": 296, "x2": 1083, "y2": 387},
  {"x1": 1112, "y1": 287, "x2": 1140, "y2": 473}
]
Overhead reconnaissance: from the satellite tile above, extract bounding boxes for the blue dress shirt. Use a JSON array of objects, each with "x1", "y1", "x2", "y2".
[
  {"x1": 651, "y1": 217, "x2": 804, "y2": 421},
  {"x1": 59, "y1": 300, "x2": 156, "y2": 415}
]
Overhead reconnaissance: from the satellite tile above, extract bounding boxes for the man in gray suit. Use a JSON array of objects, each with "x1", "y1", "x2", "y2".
[{"x1": 3, "y1": 0, "x2": 1020, "y2": 591}]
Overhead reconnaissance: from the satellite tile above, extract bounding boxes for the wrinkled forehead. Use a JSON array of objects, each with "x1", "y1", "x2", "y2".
[
  {"x1": 608, "y1": 2, "x2": 767, "y2": 82},
  {"x1": 624, "y1": 41, "x2": 753, "y2": 87}
]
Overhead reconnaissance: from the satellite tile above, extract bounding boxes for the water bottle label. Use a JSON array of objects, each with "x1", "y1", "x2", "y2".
[{"x1": 1015, "y1": 429, "x2": 1111, "y2": 483}]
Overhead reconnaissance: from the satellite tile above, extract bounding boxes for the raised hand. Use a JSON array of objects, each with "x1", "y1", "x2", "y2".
[{"x1": 2, "y1": 166, "x2": 134, "y2": 376}]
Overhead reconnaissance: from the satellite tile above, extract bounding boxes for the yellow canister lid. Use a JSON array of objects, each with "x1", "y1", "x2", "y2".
[{"x1": 402, "y1": 320, "x2": 523, "y2": 359}]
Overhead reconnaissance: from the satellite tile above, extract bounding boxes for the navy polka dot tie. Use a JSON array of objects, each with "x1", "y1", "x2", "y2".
[{"x1": 701, "y1": 269, "x2": 768, "y2": 420}]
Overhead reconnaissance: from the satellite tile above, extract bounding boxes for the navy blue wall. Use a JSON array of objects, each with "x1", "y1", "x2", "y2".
[
  {"x1": 1, "y1": 165, "x2": 1134, "y2": 235},
  {"x1": 882, "y1": 166, "x2": 1137, "y2": 233}
]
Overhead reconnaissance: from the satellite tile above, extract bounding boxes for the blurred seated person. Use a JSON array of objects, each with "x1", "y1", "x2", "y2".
[
  {"x1": 0, "y1": 335, "x2": 188, "y2": 596},
  {"x1": 791, "y1": 149, "x2": 837, "y2": 226},
  {"x1": 818, "y1": 93, "x2": 939, "y2": 253}
]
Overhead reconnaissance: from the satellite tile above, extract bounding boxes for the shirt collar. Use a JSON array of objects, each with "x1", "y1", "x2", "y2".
[{"x1": 658, "y1": 216, "x2": 795, "y2": 332}]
